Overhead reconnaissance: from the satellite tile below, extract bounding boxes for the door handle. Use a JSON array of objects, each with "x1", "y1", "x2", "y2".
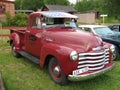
[
  {"x1": 26, "y1": 30, "x2": 30, "y2": 33},
  {"x1": 29, "y1": 35, "x2": 37, "y2": 41}
]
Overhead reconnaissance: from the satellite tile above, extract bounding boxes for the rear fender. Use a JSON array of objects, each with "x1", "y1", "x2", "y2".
[{"x1": 10, "y1": 33, "x2": 21, "y2": 52}]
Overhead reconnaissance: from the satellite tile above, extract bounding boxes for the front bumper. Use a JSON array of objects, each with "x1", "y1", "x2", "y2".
[{"x1": 68, "y1": 63, "x2": 115, "y2": 81}]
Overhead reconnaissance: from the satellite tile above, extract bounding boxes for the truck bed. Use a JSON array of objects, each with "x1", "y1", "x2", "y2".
[
  {"x1": 10, "y1": 29, "x2": 26, "y2": 34},
  {"x1": 10, "y1": 29, "x2": 26, "y2": 50}
]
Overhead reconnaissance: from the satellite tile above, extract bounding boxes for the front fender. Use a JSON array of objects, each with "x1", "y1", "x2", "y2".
[
  {"x1": 40, "y1": 43, "x2": 78, "y2": 75},
  {"x1": 10, "y1": 33, "x2": 21, "y2": 51}
]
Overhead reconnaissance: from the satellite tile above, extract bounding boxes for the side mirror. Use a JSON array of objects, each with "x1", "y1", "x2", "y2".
[{"x1": 42, "y1": 23, "x2": 46, "y2": 32}]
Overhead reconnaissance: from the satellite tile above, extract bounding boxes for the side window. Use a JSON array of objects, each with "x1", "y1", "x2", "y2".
[
  {"x1": 112, "y1": 25, "x2": 119, "y2": 31},
  {"x1": 30, "y1": 16, "x2": 41, "y2": 29},
  {"x1": 30, "y1": 17, "x2": 36, "y2": 28}
]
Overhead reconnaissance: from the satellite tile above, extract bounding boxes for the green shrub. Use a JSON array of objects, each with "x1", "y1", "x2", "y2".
[{"x1": 2, "y1": 13, "x2": 28, "y2": 27}]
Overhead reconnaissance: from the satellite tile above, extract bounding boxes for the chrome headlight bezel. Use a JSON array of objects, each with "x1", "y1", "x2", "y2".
[
  {"x1": 110, "y1": 45, "x2": 115, "y2": 53},
  {"x1": 70, "y1": 51, "x2": 78, "y2": 61}
]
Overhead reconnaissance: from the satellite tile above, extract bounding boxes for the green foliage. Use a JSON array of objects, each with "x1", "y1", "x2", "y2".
[
  {"x1": 2, "y1": 13, "x2": 28, "y2": 27},
  {"x1": 75, "y1": 0, "x2": 94, "y2": 12},
  {"x1": 12, "y1": 13, "x2": 28, "y2": 26},
  {"x1": 15, "y1": 0, "x2": 69, "y2": 11},
  {"x1": 74, "y1": 0, "x2": 120, "y2": 19},
  {"x1": 15, "y1": 0, "x2": 44, "y2": 11},
  {"x1": 104, "y1": 0, "x2": 120, "y2": 18},
  {"x1": 44, "y1": 0, "x2": 70, "y2": 5}
]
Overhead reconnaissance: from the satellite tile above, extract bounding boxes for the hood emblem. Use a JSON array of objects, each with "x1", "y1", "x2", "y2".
[{"x1": 92, "y1": 46, "x2": 104, "y2": 51}]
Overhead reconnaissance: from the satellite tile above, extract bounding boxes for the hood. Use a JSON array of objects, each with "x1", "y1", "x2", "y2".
[{"x1": 45, "y1": 28, "x2": 102, "y2": 52}]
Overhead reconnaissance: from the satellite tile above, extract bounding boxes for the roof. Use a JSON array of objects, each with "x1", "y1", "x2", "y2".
[
  {"x1": 42, "y1": 5, "x2": 77, "y2": 13},
  {"x1": 0, "y1": 0, "x2": 15, "y2": 3},
  {"x1": 15, "y1": 10, "x2": 34, "y2": 13},
  {"x1": 34, "y1": 11, "x2": 78, "y2": 19}
]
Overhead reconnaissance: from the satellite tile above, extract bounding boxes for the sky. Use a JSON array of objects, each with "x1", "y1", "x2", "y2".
[{"x1": 68, "y1": 0, "x2": 77, "y2": 4}]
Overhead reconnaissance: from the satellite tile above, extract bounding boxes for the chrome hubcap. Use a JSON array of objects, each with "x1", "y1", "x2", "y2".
[
  {"x1": 112, "y1": 51, "x2": 116, "y2": 60},
  {"x1": 53, "y1": 66, "x2": 60, "y2": 77}
]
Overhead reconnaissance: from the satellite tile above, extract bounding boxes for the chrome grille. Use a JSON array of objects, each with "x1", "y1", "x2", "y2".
[{"x1": 78, "y1": 49, "x2": 109, "y2": 71}]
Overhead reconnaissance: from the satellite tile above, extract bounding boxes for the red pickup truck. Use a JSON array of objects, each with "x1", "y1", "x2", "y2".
[{"x1": 9, "y1": 11, "x2": 115, "y2": 85}]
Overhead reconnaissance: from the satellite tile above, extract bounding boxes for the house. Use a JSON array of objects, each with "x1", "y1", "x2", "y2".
[
  {"x1": 75, "y1": 11, "x2": 99, "y2": 24},
  {"x1": 41, "y1": 5, "x2": 77, "y2": 14},
  {"x1": 0, "y1": 0, "x2": 15, "y2": 21}
]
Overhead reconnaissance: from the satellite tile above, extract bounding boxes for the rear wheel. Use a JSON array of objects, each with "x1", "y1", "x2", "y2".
[
  {"x1": 11, "y1": 43, "x2": 20, "y2": 58},
  {"x1": 48, "y1": 57, "x2": 68, "y2": 85}
]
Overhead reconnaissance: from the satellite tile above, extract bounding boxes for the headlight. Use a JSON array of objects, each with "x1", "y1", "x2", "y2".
[
  {"x1": 110, "y1": 45, "x2": 115, "y2": 53},
  {"x1": 70, "y1": 51, "x2": 78, "y2": 61}
]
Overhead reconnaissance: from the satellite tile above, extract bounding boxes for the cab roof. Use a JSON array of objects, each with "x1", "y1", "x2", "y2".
[{"x1": 32, "y1": 11, "x2": 78, "y2": 19}]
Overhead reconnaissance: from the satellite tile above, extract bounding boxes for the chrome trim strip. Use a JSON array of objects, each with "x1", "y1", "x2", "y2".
[
  {"x1": 104, "y1": 61, "x2": 109, "y2": 64},
  {"x1": 79, "y1": 50, "x2": 109, "y2": 56},
  {"x1": 88, "y1": 65, "x2": 105, "y2": 70},
  {"x1": 78, "y1": 58, "x2": 108, "y2": 64},
  {"x1": 77, "y1": 61, "x2": 106, "y2": 68},
  {"x1": 79, "y1": 55, "x2": 106, "y2": 60}
]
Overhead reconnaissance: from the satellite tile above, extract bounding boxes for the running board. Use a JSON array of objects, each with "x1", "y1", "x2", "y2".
[{"x1": 19, "y1": 51, "x2": 40, "y2": 64}]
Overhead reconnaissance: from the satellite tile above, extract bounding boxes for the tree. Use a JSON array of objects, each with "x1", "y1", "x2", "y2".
[
  {"x1": 104, "y1": 0, "x2": 120, "y2": 18},
  {"x1": 44, "y1": 0, "x2": 70, "y2": 5},
  {"x1": 15, "y1": 0, "x2": 70, "y2": 11},
  {"x1": 15, "y1": 0, "x2": 44, "y2": 11},
  {"x1": 75, "y1": 0, "x2": 95, "y2": 12},
  {"x1": 74, "y1": 0, "x2": 120, "y2": 19}
]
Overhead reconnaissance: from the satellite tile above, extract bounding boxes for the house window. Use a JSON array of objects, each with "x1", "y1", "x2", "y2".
[{"x1": 0, "y1": 5, "x2": 5, "y2": 14}]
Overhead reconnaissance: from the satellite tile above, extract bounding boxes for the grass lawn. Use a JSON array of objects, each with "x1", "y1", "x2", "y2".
[{"x1": 0, "y1": 33, "x2": 120, "y2": 90}]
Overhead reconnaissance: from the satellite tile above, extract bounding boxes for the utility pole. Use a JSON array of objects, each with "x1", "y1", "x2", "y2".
[{"x1": 100, "y1": 14, "x2": 108, "y2": 25}]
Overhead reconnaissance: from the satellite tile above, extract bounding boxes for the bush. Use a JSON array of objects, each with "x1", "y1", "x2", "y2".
[
  {"x1": 95, "y1": 17, "x2": 120, "y2": 25},
  {"x1": 2, "y1": 13, "x2": 28, "y2": 27}
]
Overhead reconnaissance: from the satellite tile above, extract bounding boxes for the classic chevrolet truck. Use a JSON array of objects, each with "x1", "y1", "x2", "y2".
[{"x1": 9, "y1": 11, "x2": 115, "y2": 85}]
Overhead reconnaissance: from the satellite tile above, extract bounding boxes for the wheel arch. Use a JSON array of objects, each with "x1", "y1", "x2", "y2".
[{"x1": 43, "y1": 55, "x2": 55, "y2": 68}]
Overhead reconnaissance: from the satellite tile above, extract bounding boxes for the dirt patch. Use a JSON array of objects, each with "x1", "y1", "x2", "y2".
[
  {"x1": 0, "y1": 72, "x2": 5, "y2": 90},
  {"x1": 0, "y1": 34, "x2": 10, "y2": 37}
]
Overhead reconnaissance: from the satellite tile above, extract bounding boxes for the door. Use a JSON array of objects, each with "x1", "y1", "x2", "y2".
[{"x1": 25, "y1": 15, "x2": 43, "y2": 57}]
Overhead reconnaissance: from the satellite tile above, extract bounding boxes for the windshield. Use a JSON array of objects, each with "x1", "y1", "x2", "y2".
[
  {"x1": 93, "y1": 27, "x2": 113, "y2": 35},
  {"x1": 42, "y1": 16, "x2": 78, "y2": 28}
]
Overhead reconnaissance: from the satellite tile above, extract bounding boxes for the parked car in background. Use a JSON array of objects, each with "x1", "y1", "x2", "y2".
[
  {"x1": 79, "y1": 25, "x2": 120, "y2": 60},
  {"x1": 108, "y1": 24, "x2": 120, "y2": 39},
  {"x1": 108, "y1": 24, "x2": 120, "y2": 32}
]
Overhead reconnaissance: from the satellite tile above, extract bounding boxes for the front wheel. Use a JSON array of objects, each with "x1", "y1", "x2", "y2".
[
  {"x1": 11, "y1": 43, "x2": 20, "y2": 58},
  {"x1": 48, "y1": 57, "x2": 68, "y2": 85},
  {"x1": 112, "y1": 47, "x2": 120, "y2": 61}
]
